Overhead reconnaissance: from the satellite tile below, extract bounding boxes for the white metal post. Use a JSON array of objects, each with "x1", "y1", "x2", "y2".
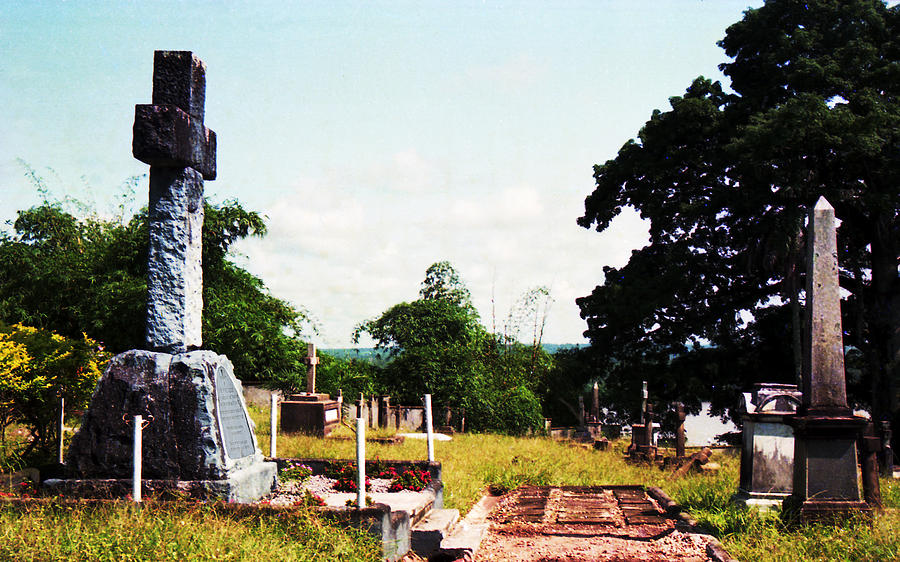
[
  {"x1": 269, "y1": 393, "x2": 278, "y2": 458},
  {"x1": 424, "y1": 394, "x2": 435, "y2": 462},
  {"x1": 133, "y1": 414, "x2": 143, "y2": 503},
  {"x1": 57, "y1": 396, "x2": 65, "y2": 465},
  {"x1": 356, "y1": 416, "x2": 365, "y2": 508}
]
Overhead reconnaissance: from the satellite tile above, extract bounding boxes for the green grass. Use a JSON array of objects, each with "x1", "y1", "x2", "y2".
[
  {"x1": 1, "y1": 404, "x2": 895, "y2": 560},
  {"x1": 0, "y1": 500, "x2": 381, "y2": 561},
  {"x1": 266, "y1": 405, "x2": 900, "y2": 562}
]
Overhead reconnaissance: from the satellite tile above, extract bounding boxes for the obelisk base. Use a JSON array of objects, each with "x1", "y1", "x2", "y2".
[{"x1": 783, "y1": 414, "x2": 872, "y2": 522}]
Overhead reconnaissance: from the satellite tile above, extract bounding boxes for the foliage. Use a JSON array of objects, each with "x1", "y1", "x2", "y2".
[
  {"x1": 577, "y1": 0, "x2": 900, "y2": 424},
  {"x1": 387, "y1": 468, "x2": 432, "y2": 492},
  {"x1": 312, "y1": 353, "x2": 379, "y2": 400},
  {"x1": 354, "y1": 262, "x2": 548, "y2": 434},
  {"x1": 0, "y1": 323, "x2": 107, "y2": 464},
  {"x1": 278, "y1": 460, "x2": 313, "y2": 482},
  {"x1": 0, "y1": 196, "x2": 313, "y2": 383},
  {"x1": 325, "y1": 461, "x2": 370, "y2": 493},
  {"x1": 0, "y1": 501, "x2": 381, "y2": 561}
]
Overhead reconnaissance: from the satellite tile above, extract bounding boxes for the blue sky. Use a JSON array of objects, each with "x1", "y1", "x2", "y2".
[{"x1": 2, "y1": 1, "x2": 762, "y2": 347}]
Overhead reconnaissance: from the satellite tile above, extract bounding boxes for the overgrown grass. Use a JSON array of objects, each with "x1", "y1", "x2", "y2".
[
  {"x1": 266, "y1": 406, "x2": 900, "y2": 562},
  {"x1": 0, "y1": 501, "x2": 381, "y2": 561},
  {"x1": 2, "y1": 404, "x2": 895, "y2": 560}
]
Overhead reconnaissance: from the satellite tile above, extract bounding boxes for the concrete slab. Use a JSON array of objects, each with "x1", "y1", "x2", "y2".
[
  {"x1": 397, "y1": 432, "x2": 453, "y2": 441},
  {"x1": 411, "y1": 508, "x2": 459, "y2": 555},
  {"x1": 438, "y1": 493, "x2": 502, "y2": 558}
]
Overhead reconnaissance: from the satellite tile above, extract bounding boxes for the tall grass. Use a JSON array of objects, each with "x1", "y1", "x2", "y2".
[
  {"x1": 0, "y1": 501, "x2": 381, "y2": 561},
  {"x1": 267, "y1": 407, "x2": 900, "y2": 562},
  {"x1": 2, "y1": 404, "x2": 894, "y2": 560}
]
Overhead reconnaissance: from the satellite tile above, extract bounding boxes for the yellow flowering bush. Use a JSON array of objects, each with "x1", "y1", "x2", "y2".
[{"x1": 0, "y1": 323, "x2": 108, "y2": 464}]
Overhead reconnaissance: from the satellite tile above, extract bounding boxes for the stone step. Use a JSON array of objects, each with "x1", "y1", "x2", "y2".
[
  {"x1": 410, "y1": 508, "x2": 460, "y2": 556},
  {"x1": 434, "y1": 494, "x2": 502, "y2": 561}
]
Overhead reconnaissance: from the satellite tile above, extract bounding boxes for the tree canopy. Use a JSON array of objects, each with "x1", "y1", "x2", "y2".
[
  {"x1": 0, "y1": 199, "x2": 313, "y2": 382},
  {"x1": 578, "y1": 0, "x2": 900, "y2": 423},
  {"x1": 355, "y1": 262, "x2": 550, "y2": 434}
]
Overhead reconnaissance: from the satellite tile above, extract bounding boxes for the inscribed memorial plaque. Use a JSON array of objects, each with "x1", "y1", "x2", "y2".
[{"x1": 215, "y1": 365, "x2": 255, "y2": 459}]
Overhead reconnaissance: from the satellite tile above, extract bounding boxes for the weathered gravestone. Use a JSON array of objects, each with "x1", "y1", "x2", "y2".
[
  {"x1": 280, "y1": 343, "x2": 341, "y2": 436},
  {"x1": 64, "y1": 51, "x2": 276, "y2": 502},
  {"x1": 586, "y1": 381, "x2": 602, "y2": 439},
  {"x1": 733, "y1": 383, "x2": 801, "y2": 509},
  {"x1": 783, "y1": 197, "x2": 872, "y2": 521}
]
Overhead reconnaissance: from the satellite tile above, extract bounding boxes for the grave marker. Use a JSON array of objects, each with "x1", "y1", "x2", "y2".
[
  {"x1": 133, "y1": 51, "x2": 216, "y2": 353},
  {"x1": 280, "y1": 342, "x2": 340, "y2": 436},
  {"x1": 784, "y1": 197, "x2": 872, "y2": 521},
  {"x1": 305, "y1": 343, "x2": 319, "y2": 393},
  {"x1": 63, "y1": 52, "x2": 276, "y2": 503}
]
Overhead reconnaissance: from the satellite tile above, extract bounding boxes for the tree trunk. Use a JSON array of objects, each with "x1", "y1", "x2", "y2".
[{"x1": 868, "y1": 219, "x2": 900, "y2": 434}]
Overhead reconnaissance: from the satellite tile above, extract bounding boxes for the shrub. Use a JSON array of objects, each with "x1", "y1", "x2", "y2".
[
  {"x1": 279, "y1": 460, "x2": 313, "y2": 482},
  {"x1": 0, "y1": 323, "x2": 108, "y2": 467},
  {"x1": 388, "y1": 468, "x2": 432, "y2": 492}
]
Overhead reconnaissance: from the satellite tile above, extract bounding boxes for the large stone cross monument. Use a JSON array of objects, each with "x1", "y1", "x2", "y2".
[
  {"x1": 133, "y1": 50, "x2": 216, "y2": 353},
  {"x1": 784, "y1": 197, "x2": 871, "y2": 521},
  {"x1": 64, "y1": 51, "x2": 276, "y2": 502}
]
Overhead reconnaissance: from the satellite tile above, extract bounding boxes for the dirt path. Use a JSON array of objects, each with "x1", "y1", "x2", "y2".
[{"x1": 474, "y1": 486, "x2": 718, "y2": 562}]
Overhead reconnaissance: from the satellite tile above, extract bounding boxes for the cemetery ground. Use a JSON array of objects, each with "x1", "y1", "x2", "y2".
[{"x1": 1, "y1": 408, "x2": 898, "y2": 561}]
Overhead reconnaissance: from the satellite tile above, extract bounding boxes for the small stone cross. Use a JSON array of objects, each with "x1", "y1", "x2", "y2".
[
  {"x1": 305, "y1": 343, "x2": 319, "y2": 394},
  {"x1": 133, "y1": 51, "x2": 217, "y2": 353}
]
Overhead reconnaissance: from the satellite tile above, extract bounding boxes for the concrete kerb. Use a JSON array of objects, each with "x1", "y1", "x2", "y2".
[
  {"x1": 430, "y1": 490, "x2": 502, "y2": 561},
  {"x1": 645, "y1": 486, "x2": 738, "y2": 562}
]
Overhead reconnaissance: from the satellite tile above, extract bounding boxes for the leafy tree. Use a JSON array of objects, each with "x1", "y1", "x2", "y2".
[
  {"x1": 578, "y1": 0, "x2": 900, "y2": 423},
  {"x1": 0, "y1": 323, "x2": 108, "y2": 466},
  {"x1": 355, "y1": 262, "x2": 487, "y2": 408},
  {"x1": 0, "y1": 198, "x2": 313, "y2": 383},
  {"x1": 355, "y1": 262, "x2": 547, "y2": 434}
]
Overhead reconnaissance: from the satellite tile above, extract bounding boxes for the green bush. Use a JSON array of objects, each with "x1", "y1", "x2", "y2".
[{"x1": 0, "y1": 323, "x2": 108, "y2": 468}]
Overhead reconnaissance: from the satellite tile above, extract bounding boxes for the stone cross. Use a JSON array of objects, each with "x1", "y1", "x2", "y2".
[
  {"x1": 590, "y1": 381, "x2": 600, "y2": 422},
  {"x1": 640, "y1": 381, "x2": 648, "y2": 424},
  {"x1": 305, "y1": 343, "x2": 319, "y2": 393},
  {"x1": 801, "y1": 197, "x2": 850, "y2": 416},
  {"x1": 133, "y1": 51, "x2": 217, "y2": 353}
]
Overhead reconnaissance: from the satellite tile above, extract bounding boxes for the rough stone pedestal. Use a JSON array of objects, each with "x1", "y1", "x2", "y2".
[
  {"x1": 585, "y1": 421, "x2": 603, "y2": 440},
  {"x1": 733, "y1": 383, "x2": 801, "y2": 510},
  {"x1": 65, "y1": 350, "x2": 276, "y2": 502},
  {"x1": 281, "y1": 394, "x2": 341, "y2": 436}
]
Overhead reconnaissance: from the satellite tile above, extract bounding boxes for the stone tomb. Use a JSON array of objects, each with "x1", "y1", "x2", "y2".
[
  {"x1": 733, "y1": 383, "x2": 801, "y2": 509},
  {"x1": 281, "y1": 394, "x2": 342, "y2": 436},
  {"x1": 64, "y1": 351, "x2": 274, "y2": 502},
  {"x1": 280, "y1": 344, "x2": 341, "y2": 436}
]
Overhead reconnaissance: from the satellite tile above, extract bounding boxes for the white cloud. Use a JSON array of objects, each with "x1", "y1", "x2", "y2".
[{"x1": 234, "y1": 151, "x2": 650, "y2": 348}]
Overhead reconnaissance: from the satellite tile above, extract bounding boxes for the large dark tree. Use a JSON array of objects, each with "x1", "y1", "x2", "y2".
[{"x1": 578, "y1": 0, "x2": 899, "y2": 424}]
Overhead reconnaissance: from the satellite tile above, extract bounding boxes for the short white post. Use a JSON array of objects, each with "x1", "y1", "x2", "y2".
[
  {"x1": 57, "y1": 396, "x2": 65, "y2": 465},
  {"x1": 356, "y1": 416, "x2": 366, "y2": 508},
  {"x1": 424, "y1": 394, "x2": 435, "y2": 462},
  {"x1": 133, "y1": 414, "x2": 143, "y2": 503},
  {"x1": 269, "y1": 393, "x2": 278, "y2": 458}
]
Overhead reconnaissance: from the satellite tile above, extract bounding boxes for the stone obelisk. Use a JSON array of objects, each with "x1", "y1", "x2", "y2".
[{"x1": 784, "y1": 197, "x2": 871, "y2": 521}]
